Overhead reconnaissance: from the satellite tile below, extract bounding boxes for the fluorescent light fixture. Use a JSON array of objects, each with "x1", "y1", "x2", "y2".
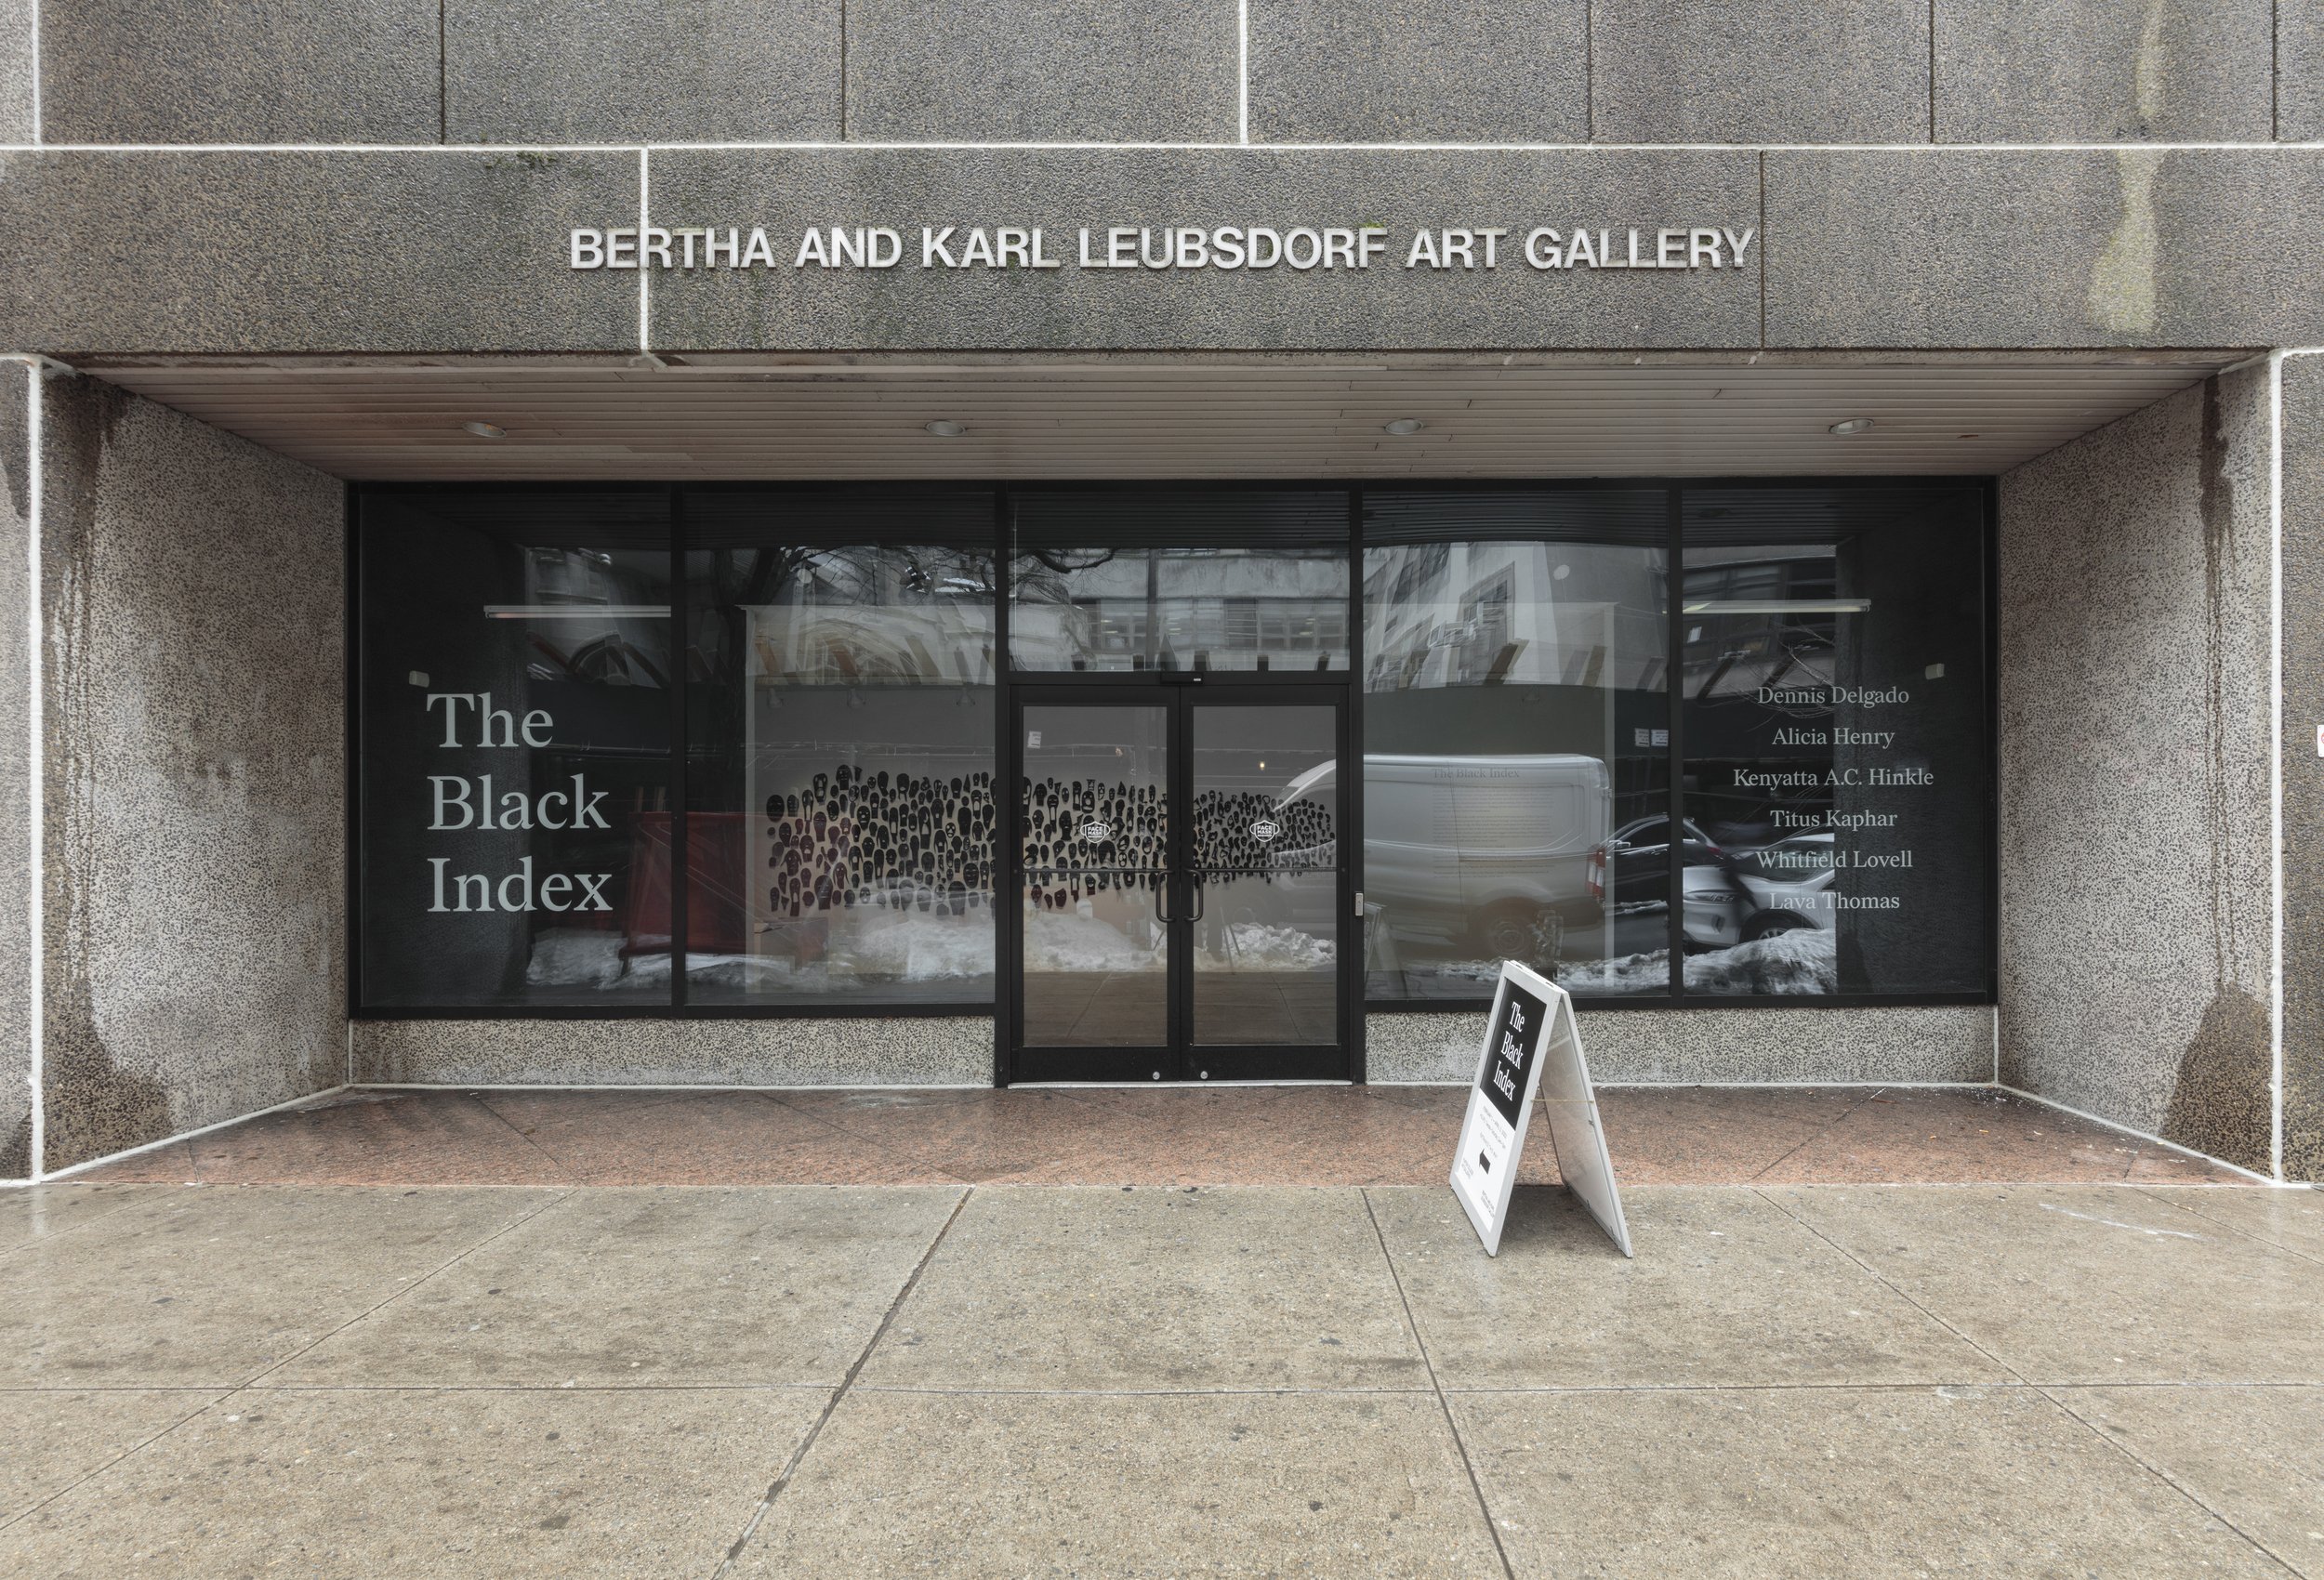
[
  {"x1": 461, "y1": 420, "x2": 507, "y2": 439},
  {"x1": 1381, "y1": 418, "x2": 1425, "y2": 436},
  {"x1": 1827, "y1": 417, "x2": 1874, "y2": 436},
  {"x1": 924, "y1": 419, "x2": 967, "y2": 437},
  {"x1": 1682, "y1": 599, "x2": 1872, "y2": 615},
  {"x1": 482, "y1": 604, "x2": 671, "y2": 619}
]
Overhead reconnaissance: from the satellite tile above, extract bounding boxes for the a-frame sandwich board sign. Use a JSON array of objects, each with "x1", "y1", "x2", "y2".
[{"x1": 1450, "y1": 960, "x2": 1633, "y2": 1257}]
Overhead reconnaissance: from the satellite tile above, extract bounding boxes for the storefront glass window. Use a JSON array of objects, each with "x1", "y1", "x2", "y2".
[
  {"x1": 683, "y1": 490, "x2": 999, "y2": 1006},
  {"x1": 1361, "y1": 491, "x2": 1671, "y2": 1000},
  {"x1": 1010, "y1": 490, "x2": 1349, "y2": 672},
  {"x1": 356, "y1": 491, "x2": 675, "y2": 1007},
  {"x1": 353, "y1": 481, "x2": 1991, "y2": 1016},
  {"x1": 1677, "y1": 485, "x2": 1989, "y2": 996}
]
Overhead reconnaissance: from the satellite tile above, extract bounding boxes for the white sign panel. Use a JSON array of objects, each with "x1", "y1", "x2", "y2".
[{"x1": 1450, "y1": 961, "x2": 1632, "y2": 1258}]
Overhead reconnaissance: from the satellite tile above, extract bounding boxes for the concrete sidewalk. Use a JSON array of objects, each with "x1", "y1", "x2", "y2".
[{"x1": 0, "y1": 1178, "x2": 2317, "y2": 1577}]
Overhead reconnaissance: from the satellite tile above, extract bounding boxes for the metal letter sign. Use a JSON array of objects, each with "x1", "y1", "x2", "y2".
[{"x1": 1450, "y1": 961, "x2": 1632, "y2": 1257}]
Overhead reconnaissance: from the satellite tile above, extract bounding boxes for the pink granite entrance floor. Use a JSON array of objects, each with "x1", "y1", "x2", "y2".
[{"x1": 73, "y1": 1084, "x2": 2252, "y2": 1187}]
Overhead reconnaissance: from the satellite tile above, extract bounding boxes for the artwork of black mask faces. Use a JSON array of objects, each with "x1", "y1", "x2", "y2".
[
  {"x1": 1191, "y1": 791, "x2": 1334, "y2": 874},
  {"x1": 766, "y1": 765, "x2": 996, "y2": 920},
  {"x1": 1020, "y1": 779, "x2": 1168, "y2": 912},
  {"x1": 765, "y1": 768, "x2": 1336, "y2": 919}
]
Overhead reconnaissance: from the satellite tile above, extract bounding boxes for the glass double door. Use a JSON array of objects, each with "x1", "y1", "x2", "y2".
[{"x1": 1009, "y1": 685, "x2": 1350, "y2": 1083}]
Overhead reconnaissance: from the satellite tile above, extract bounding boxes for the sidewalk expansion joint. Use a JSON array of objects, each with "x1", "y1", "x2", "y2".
[
  {"x1": 1727, "y1": 1190, "x2": 2299, "y2": 1573},
  {"x1": 1748, "y1": 1183, "x2": 2030, "y2": 1384},
  {"x1": 0, "y1": 1185, "x2": 576, "y2": 1538},
  {"x1": 1745, "y1": 1085, "x2": 1889, "y2": 1181},
  {"x1": 710, "y1": 1184, "x2": 973, "y2": 1577},
  {"x1": 2131, "y1": 1185, "x2": 2324, "y2": 1268},
  {"x1": 2034, "y1": 1384, "x2": 2306, "y2": 1576},
  {"x1": 234, "y1": 1186, "x2": 579, "y2": 1390},
  {"x1": 1360, "y1": 1187, "x2": 1519, "y2": 1580}
]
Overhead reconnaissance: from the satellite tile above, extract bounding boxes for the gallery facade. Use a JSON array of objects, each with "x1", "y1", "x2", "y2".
[{"x1": 0, "y1": 0, "x2": 2317, "y2": 1182}]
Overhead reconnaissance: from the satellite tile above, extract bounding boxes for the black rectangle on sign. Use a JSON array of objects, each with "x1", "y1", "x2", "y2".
[{"x1": 1479, "y1": 981, "x2": 1548, "y2": 1129}]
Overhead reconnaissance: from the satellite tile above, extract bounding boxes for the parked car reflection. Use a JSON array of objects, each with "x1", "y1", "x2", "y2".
[
  {"x1": 1696, "y1": 830, "x2": 1837, "y2": 947},
  {"x1": 1596, "y1": 820, "x2": 1841, "y2": 957},
  {"x1": 1598, "y1": 815, "x2": 1711, "y2": 956}
]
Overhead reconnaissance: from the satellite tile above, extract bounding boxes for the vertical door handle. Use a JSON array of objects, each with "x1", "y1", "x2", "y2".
[{"x1": 1154, "y1": 871, "x2": 1172, "y2": 923}]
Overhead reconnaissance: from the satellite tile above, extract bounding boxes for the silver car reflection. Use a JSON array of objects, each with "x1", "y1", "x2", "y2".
[{"x1": 1693, "y1": 831, "x2": 1837, "y2": 948}]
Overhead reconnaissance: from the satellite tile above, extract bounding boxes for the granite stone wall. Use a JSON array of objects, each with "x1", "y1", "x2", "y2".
[
  {"x1": 35, "y1": 371, "x2": 346, "y2": 1171},
  {"x1": 2278, "y1": 355, "x2": 2324, "y2": 1182},
  {"x1": 1367, "y1": 1007, "x2": 1994, "y2": 1086},
  {"x1": 358, "y1": 1007, "x2": 1992, "y2": 1091},
  {"x1": 0, "y1": 363, "x2": 31, "y2": 1178},
  {"x1": 1995, "y1": 369, "x2": 2277, "y2": 1175},
  {"x1": 353, "y1": 1018, "x2": 992, "y2": 1088},
  {"x1": 0, "y1": 1, "x2": 30, "y2": 144}
]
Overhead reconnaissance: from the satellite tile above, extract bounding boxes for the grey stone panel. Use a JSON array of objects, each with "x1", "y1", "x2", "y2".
[
  {"x1": 1765, "y1": 150, "x2": 2324, "y2": 349},
  {"x1": 845, "y1": 0, "x2": 1236, "y2": 142},
  {"x1": 1366, "y1": 1006, "x2": 1994, "y2": 1085},
  {"x1": 1247, "y1": 0, "x2": 1588, "y2": 144},
  {"x1": 649, "y1": 149, "x2": 1763, "y2": 352},
  {"x1": 1590, "y1": 0, "x2": 1929, "y2": 144},
  {"x1": 352, "y1": 1017, "x2": 995, "y2": 1086},
  {"x1": 1934, "y1": 0, "x2": 2273, "y2": 143},
  {"x1": 38, "y1": 375, "x2": 348, "y2": 1171},
  {"x1": 0, "y1": 0, "x2": 32, "y2": 143},
  {"x1": 0, "y1": 152, "x2": 640, "y2": 355},
  {"x1": 2280, "y1": 355, "x2": 2324, "y2": 1182},
  {"x1": 39, "y1": 0, "x2": 440, "y2": 144},
  {"x1": 1996, "y1": 371, "x2": 2274, "y2": 1174},
  {"x1": 444, "y1": 0, "x2": 840, "y2": 144},
  {"x1": 2284, "y1": 0, "x2": 2324, "y2": 140},
  {"x1": 0, "y1": 362, "x2": 28, "y2": 1178}
]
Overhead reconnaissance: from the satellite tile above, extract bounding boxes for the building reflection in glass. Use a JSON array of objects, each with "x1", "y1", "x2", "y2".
[{"x1": 1361, "y1": 491, "x2": 1671, "y2": 1000}]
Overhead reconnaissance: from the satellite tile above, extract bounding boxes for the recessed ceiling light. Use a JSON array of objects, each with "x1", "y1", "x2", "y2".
[
  {"x1": 1828, "y1": 417, "x2": 1874, "y2": 437},
  {"x1": 462, "y1": 420, "x2": 507, "y2": 440},
  {"x1": 924, "y1": 420, "x2": 967, "y2": 437},
  {"x1": 1382, "y1": 418, "x2": 1425, "y2": 436}
]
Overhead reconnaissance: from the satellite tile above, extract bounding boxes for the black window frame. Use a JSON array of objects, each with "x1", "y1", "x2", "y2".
[{"x1": 348, "y1": 478, "x2": 1999, "y2": 1021}]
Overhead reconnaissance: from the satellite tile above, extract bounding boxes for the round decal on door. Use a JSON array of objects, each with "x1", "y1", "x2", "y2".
[
  {"x1": 1079, "y1": 820, "x2": 1114, "y2": 844},
  {"x1": 1248, "y1": 818, "x2": 1281, "y2": 844}
]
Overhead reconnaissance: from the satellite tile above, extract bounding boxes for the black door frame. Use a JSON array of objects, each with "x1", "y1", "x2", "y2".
[{"x1": 1003, "y1": 676, "x2": 1356, "y2": 1084}]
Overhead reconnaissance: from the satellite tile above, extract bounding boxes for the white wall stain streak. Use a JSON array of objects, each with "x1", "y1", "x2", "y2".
[
  {"x1": 2133, "y1": 0, "x2": 2169, "y2": 127},
  {"x1": 2087, "y1": 147, "x2": 2162, "y2": 336}
]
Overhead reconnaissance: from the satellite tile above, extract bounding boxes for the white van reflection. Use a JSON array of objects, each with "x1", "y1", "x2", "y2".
[{"x1": 1287, "y1": 754, "x2": 1611, "y2": 969}]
